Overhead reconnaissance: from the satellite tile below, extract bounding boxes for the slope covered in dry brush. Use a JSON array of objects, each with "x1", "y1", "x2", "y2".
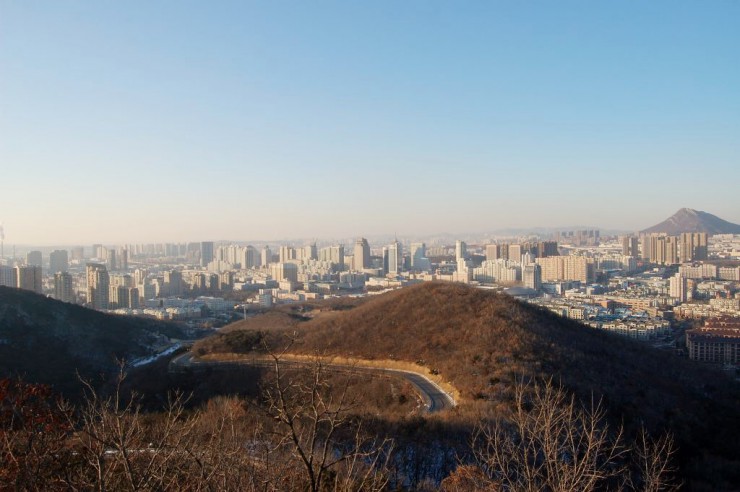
[{"x1": 197, "y1": 282, "x2": 740, "y2": 489}]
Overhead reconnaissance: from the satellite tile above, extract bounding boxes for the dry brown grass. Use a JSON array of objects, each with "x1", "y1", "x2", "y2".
[{"x1": 195, "y1": 281, "x2": 740, "y2": 490}]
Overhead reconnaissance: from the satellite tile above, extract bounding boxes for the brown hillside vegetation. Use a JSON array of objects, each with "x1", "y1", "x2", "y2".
[
  {"x1": 0, "y1": 286, "x2": 186, "y2": 398},
  {"x1": 197, "y1": 282, "x2": 740, "y2": 490}
]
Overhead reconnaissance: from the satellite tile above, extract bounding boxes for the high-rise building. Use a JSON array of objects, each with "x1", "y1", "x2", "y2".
[
  {"x1": 133, "y1": 268, "x2": 148, "y2": 286},
  {"x1": 455, "y1": 240, "x2": 467, "y2": 262},
  {"x1": 304, "y1": 243, "x2": 318, "y2": 261},
  {"x1": 70, "y1": 246, "x2": 84, "y2": 261},
  {"x1": 563, "y1": 256, "x2": 595, "y2": 283},
  {"x1": 208, "y1": 273, "x2": 220, "y2": 291},
  {"x1": 409, "y1": 242, "x2": 430, "y2": 270},
  {"x1": 128, "y1": 288, "x2": 140, "y2": 309},
  {"x1": 138, "y1": 281, "x2": 157, "y2": 302},
  {"x1": 219, "y1": 271, "x2": 235, "y2": 290},
  {"x1": 354, "y1": 238, "x2": 371, "y2": 271},
  {"x1": 331, "y1": 245, "x2": 345, "y2": 269},
  {"x1": 669, "y1": 273, "x2": 691, "y2": 302},
  {"x1": 106, "y1": 249, "x2": 117, "y2": 271},
  {"x1": 455, "y1": 258, "x2": 472, "y2": 283},
  {"x1": 191, "y1": 273, "x2": 206, "y2": 291},
  {"x1": 49, "y1": 250, "x2": 69, "y2": 273},
  {"x1": 680, "y1": 232, "x2": 708, "y2": 263},
  {"x1": 214, "y1": 244, "x2": 241, "y2": 267},
  {"x1": 537, "y1": 241, "x2": 559, "y2": 258},
  {"x1": 536, "y1": 257, "x2": 564, "y2": 282},
  {"x1": 92, "y1": 244, "x2": 105, "y2": 259},
  {"x1": 270, "y1": 262, "x2": 298, "y2": 282},
  {"x1": 0, "y1": 265, "x2": 16, "y2": 287},
  {"x1": 384, "y1": 240, "x2": 402, "y2": 275},
  {"x1": 508, "y1": 244, "x2": 523, "y2": 264},
  {"x1": 621, "y1": 236, "x2": 639, "y2": 258},
  {"x1": 536, "y1": 256, "x2": 594, "y2": 283},
  {"x1": 15, "y1": 266, "x2": 42, "y2": 293},
  {"x1": 645, "y1": 235, "x2": 658, "y2": 262},
  {"x1": 523, "y1": 264, "x2": 542, "y2": 290},
  {"x1": 657, "y1": 236, "x2": 679, "y2": 265},
  {"x1": 557, "y1": 229, "x2": 600, "y2": 247},
  {"x1": 118, "y1": 248, "x2": 129, "y2": 271},
  {"x1": 499, "y1": 243, "x2": 510, "y2": 261},
  {"x1": 319, "y1": 245, "x2": 345, "y2": 270},
  {"x1": 485, "y1": 244, "x2": 500, "y2": 261},
  {"x1": 279, "y1": 246, "x2": 296, "y2": 263},
  {"x1": 53, "y1": 272, "x2": 75, "y2": 303},
  {"x1": 477, "y1": 259, "x2": 520, "y2": 283},
  {"x1": 245, "y1": 245, "x2": 259, "y2": 268},
  {"x1": 110, "y1": 285, "x2": 130, "y2": 309},
  {"x1": 86, "y1": 263, "x2": 110, "y2": 310},
  {"x1": 645, "y1": 234, "x2": 679, "y2": 265},
  {"x1": 200, "y1": 241, "x2": 215, "y2": 267},
  {"x1": 261, "y1": 246, "x2": 272, "y2": 267},
  {"x1": 26, "y1": 250, "x2": 42, "y2": 267},
  {"x1": 621, "y1": 236, "x2": 630, "y2": 256},
  {"x1": 163, "y1": 270, "x2": 184, "y2": 296}
]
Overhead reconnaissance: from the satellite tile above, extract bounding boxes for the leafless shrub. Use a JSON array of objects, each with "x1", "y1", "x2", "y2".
[
  {"x1": 467, "y1": 378, "x2": 679, "y2": 491},
  {"x1": 263, "y1": 343, "x2": 394, "y2": 492}
]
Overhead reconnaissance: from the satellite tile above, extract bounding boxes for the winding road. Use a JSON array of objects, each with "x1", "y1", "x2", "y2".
[{"x1": 169, "y1": 352, "x2": 456, "y2": 413}]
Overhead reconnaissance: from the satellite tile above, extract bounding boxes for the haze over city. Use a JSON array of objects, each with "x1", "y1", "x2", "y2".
[
  {"x1": 5, "y1": 4, "x2": 740, "y2": 489},
  {"x1": 1, "y1": 1, "x2": 739, "y2": 245}
]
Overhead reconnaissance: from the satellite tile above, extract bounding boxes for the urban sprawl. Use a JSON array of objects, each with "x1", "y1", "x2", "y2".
[{"x1": 2, "y1": 230, "x2": 740, "y2": 367}]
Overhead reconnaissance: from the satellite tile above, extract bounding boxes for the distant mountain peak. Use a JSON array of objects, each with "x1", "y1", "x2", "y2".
[{"x1": 641, "y1": 208, "x2": 740, "y2": 235}]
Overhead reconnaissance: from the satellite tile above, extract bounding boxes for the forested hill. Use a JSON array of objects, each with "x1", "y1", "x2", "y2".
[
  {"x1": 0, "y1": 286, "x2": 184, "y2": 394},
  {"x1": 200, "y1": 282, "x2": 740, "y2": 489}
]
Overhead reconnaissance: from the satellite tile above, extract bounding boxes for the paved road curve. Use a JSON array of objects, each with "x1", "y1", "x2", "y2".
[{"x1": 170, "y1": 352, "x2": 456, "y2": 413}]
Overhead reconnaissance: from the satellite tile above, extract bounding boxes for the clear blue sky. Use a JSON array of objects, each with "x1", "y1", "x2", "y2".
[{"x1": 1, "y1": 1, "x2": 738, "y2": 244}]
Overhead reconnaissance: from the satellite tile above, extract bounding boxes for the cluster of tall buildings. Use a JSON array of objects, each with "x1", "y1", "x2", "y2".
[
  {"x1": 1, "y1": 230, "x2": 734, "y2": 324},
  {"x1": 485, "y1": 241, "x2": 558, "y2": 263},
  {"x1": 625, "y1": 232, "x2": 708, "y2": 265},
  {"x1": 0, "y1": 265, "x2": 43, "y2": 293},
  {"x1": 535, "y1": 255, "x2": 595, "y2": 284},
  {"x1": 556, "y1": 230, "x2": 600, "y2": 246},
  {"x1": 90, "y1": 244, "x2": 129, "y2": 271},
  {"x1": 448, "y1": 240, "x2": 556, "y2": 287}
]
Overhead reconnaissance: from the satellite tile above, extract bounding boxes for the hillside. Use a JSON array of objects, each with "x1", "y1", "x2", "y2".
[
  {"x1": 0, "y1": 286, "x2": 185, "y2": 394},
  {"x1": 198, "y1": 282, "x2": 740, "y2": 489},
  {"x1": 641, "y1": 207, "x2": 740, "y2": 234}
]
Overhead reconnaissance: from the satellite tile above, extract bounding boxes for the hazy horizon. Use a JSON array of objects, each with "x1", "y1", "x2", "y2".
[
  {"x1": 0, "y1": 215, "x2": 730, "y2": 249},
  {"x1": 2, "y1": 2, "x2": 738, "y2": 244}
]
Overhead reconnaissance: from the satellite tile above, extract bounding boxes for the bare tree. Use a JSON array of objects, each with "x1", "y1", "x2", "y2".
[
  {"x1": 466, "y1": 378, "x2": 680, "y2": 492},
  {"x1": 630, "y1": 427, "x2": 679, "y2": 492},
  {"x1": 3, "y1": 353, "x2": 394, "y2": 492},
  {"x1": 470, "y1": 378, "x2": 627, "y2": 492},
  {"x1": 183, "y1": 395, "x2": 276, "y2": 492},
  {"x1": 263, "y1": 347, "x2": 393, "y2": 492},
  {"x1": 74, "y1": 372, "x2": 199, "y2": 491}
]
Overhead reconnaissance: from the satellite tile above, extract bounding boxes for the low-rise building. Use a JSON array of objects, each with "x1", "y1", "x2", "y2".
[{"x1": 686, "y1": 318, "x2": 740, "y2": 364}]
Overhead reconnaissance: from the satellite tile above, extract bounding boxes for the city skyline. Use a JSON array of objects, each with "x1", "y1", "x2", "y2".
[{"x1": 1, "y1": 2, "x2": 738, "y2": 244}]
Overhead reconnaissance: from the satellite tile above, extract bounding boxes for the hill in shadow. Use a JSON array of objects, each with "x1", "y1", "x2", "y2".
[{"x1": 0, "y1": 286, "x2": 185, "y2": 396}]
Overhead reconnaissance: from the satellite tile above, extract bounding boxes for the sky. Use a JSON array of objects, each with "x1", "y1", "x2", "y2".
[{"x1": 1, "y1": 1, "x2": 739, "y2": 245}]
